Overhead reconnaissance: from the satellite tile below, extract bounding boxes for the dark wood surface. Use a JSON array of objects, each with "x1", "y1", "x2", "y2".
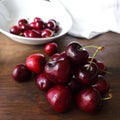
[{"x1": 0, "y1": 32, "x2": 120, "y2": 120}]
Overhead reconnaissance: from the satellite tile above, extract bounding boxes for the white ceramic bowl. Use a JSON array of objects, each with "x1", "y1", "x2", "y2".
[{"x1": 0, "y1": 0, "x2": 72, "y2": 45}]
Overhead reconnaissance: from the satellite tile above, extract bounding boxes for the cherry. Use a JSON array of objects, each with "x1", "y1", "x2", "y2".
[
  {"x1": 19, "y1": 24, "x2": 31, "y2": 32},
  {"x1": 75, "y1": 62, "x2": 98, "y2": 86},
  {"x1": 30, "y1": 21, "x2": 44, "y2": 30},
  {"x1": 45, "y1": 53, "x2": 71, "y2": 84},
  {"x1": 10, "y1": 25, "x2": 21, "y2": 35},
  {"x1": 46, "y1": 20, "x2": 57, "y2": 30},
  {"x1": 41, "y1": 28, "x2": 54, "y2": 38},
  {"x1": 96, "y1": 60, "x2": 107, "y2": 75},
  {"x1": 65, "y1": 42, "x2": 89, "y2": 64},
  {"x1": 76, "y1": 87, "x2": 102, "y2": 113},
  {"x1": 18, "y1": 19, "x2": 28, "y2": 26},
  {"x1": 44, "y1": 42, "x2": 58, "y2": 56},
  {"x1": 12, "y1": 64, "x2": 32, "y2": 82},
  {"x1": 34, "y1": 17, "x2": 42, "y2": 22},
  {"x1": 27, "y1": 30, "x2": 40, "y2": 38},
  {"x1": 46, "y1": 85, "x2": 72, "y2": 112},
  {"x1": 92, "y1": 75, "x2": 110, "y2": 95},
  {"x1": 26, "y1": 53, "x2": 46, "y2": 74},
  {"x1": 36, "y1": 72, "x2": 53, "y2": 92}
]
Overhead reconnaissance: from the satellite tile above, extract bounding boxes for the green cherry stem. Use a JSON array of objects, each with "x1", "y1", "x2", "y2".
[
  {"x1": 102, "y1": 93, "x2": 112, "y2": 101},
  {"x1": 82, "y1": 46, "x2": 104, "y2": 70}
]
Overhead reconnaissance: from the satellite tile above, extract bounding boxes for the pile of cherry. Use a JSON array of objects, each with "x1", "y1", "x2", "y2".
[
  {"x1": 12, "y1": 42, "x2": 112, "y2": 113},
  {"x1": 10, "y1": 17, "x2": 60, "y2": 38}
]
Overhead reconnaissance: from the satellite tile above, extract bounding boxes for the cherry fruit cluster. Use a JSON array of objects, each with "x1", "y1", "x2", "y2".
[
  {"x1": 10, "y1": 17, "x2": 60, "y2": 38},
  {"x1": 12, "y1": 42, "x2": 112, "y2": 113}
]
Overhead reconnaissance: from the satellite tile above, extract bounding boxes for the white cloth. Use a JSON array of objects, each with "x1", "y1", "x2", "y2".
[{"x1": 58, "y1": 0, "x2": 120, "y2": 39}]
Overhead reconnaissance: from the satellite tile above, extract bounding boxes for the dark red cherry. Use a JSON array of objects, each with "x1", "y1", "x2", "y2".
[
  {"x1": 12, "y1": 64, "x2": 32, "y2": 82},
  {"x1": 18, "y1": 19, "x2": 28, "y2": 26},
  {"x1": 27, "y1": 30, "x2": 40, "y2": 38},
  {"x1": 19, "y1": 24, "x2": 31, "y2": 32},
  {"x1": 92, "y1": 75, "x2": 110, "y2": 95},
  {"x1": 41, "y1": 28, "x2": 54, "y2": 38},
  {"x1": 44, "y1": 42, "x2": 58, "y2": 56},
  {"x1": 46, "y1": 85, "x2": 72, "y2": 112},
  {"x1": 45, "y1": 53, "x2": 71, "y2": 84},
  {"x1": 65, "y1": 42, "x2": 89, "y2": 64},
  {"x1": 77, "y1": 87, "x2": 102, "y2": 113},
  {"x1": 96, "y1": 60, "x2": 107, "y2": 75},
  {"x1": 36, "y1": 72, "x2": 53, "y2": 92},
  {"x1": 75, "y1": 62, "x2": 98, "y2": 86},
  {"x1": 10, "y1": 25, "x2": 21, "y2": 35},
  {"x1": 46, "y1": 20, "x2": 57, "y2": 30},
  {"x1": 34, "y1": 17, "x2": 42, "y2": 22},
  {"x1": 26, "y1": 53, "x2": 46, "y2": 74}
]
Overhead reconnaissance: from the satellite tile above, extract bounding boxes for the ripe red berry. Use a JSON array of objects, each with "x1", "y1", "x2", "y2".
[{"x1": 44, "y1": 42, "x2": 58, "y2": 56}]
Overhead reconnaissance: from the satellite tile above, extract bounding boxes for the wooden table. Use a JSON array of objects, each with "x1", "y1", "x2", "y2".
[{"x1": 0, "y1": 32, "x2": 120, "y2": 120}]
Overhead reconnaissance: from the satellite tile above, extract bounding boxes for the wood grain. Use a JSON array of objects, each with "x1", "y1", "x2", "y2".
[{"x1": 0, "y1": 32, "x2": 120, "y2": 120}]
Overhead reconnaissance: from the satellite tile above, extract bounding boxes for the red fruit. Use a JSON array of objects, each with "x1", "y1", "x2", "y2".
[
  {"x1": 75, "y1": 62, "x2": 98, "y2": 86},
  {"x1": 34, "y1": 17, "x2": 42, "y2": 22},
  {"x1": 41, "y1": 28, "x2": 54, "y2": 38},
  {"x1": 77, "y1": 88, "x2": 102, "y2": 113},
  {"x1": 46, "y1": 85, "x2": 72, "y2": 112},
  {"x1": 36, "y1": 72, "x2": 53, "y2": 92},
  {"x1": 10, "y1": 25, "x2": 21, "y2": 35},
  {"x1": 18, "y1": 19, "x2": 28, "y2": 26},
  {"x1": 12, "y1": 64, "x2": 32, "y2": 82},
  {"x1": 44, "y1": 42, "x2": 58, "y2": 56},
  {"x1": 45, "y1": 53, "x2": 71, "y2": 84},
  {"x1": 46, "y1": 20, "x2": 57, "y2": 30},
  {"x1": 26, "y1": 53, "x2": 46, "y2": 74},
  {"x1": 92, "y1": 75, "x2": 110, "y2": 95},
  {"x1": 65, "y1": 42, "x2": 89, "y2": 64},
  {"x1": 27, "y1": 30, "x2": 40, "y2": 38},
  {"x1": 96, "y1": 60, "x2": 107, "y2": 75},
  {"x1": 19, "y1": 24, "x2": 31, "y2": 32}
]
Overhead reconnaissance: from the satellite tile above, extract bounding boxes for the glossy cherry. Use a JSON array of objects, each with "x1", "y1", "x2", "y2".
[
  {"x1": 44, "y1": 42, "x2": 58, "y2": 56},
  {"x1": 10, "y1": 25, "x2": 21, "y2": 35},
  {"x1": 27, "y1": 30, "x2": 40, "y2": 38},
  {"x1": 36, "y1": 72, "x2": 53, "y2": 92},
  {"x1": 65, "y1": 42, "x2": 89, "y2": 64},
  {"x1": 26, "y1": 53, "x2": 46, "y2": 74},
  {"x1": 41, "y1": 28, "x2": 54, "y2": 38},
  {"x1": 77, "y1": 87, "x2": 102, "y2": 113},
  {"x1": 92, "y1": 75, "x2": 110, "y2": 95},
  {"x1": 96, "y1": 60, "x2": 107, "y2": 75},
  {"x1": 45, "y1": 53, "x2": 71, "y2": 84},
  {"x1": 19, "y1": 24, "x2": 31, "y2": 32},
  {"x1": 34, "y1": 17, "x2": 42, "y2": 22},
  {"x1": 18, "y1": 19, "x2": 28, "y2": 26},
  {"x1": 46, "y1": 20, "x2": 57, "y2": 30},
  {"x1": 75, "y1": 62, "x2": 98, "y2": 86},
  {"x1": 46, "y1": 85, "x2": 72, "y2": 112},
  {"x1": 30, "y1": 21, "x2": 44, "y2": 30},
  {"x1": 12, "y1": 64, "x2": 32, "y2": 82}
]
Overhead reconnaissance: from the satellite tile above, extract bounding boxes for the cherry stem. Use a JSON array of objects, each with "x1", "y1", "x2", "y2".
[
  {"x1": 82, "y1": 46, "x2": 104, "y2": 70},
  {"x1": 102, "y1": 93, "x2": 112, "y2": 101}
]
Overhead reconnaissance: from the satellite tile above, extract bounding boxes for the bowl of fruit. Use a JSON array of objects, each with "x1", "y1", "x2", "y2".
[{"x1": 0, "y1": 0, "x2": 72, "y2": 45}]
